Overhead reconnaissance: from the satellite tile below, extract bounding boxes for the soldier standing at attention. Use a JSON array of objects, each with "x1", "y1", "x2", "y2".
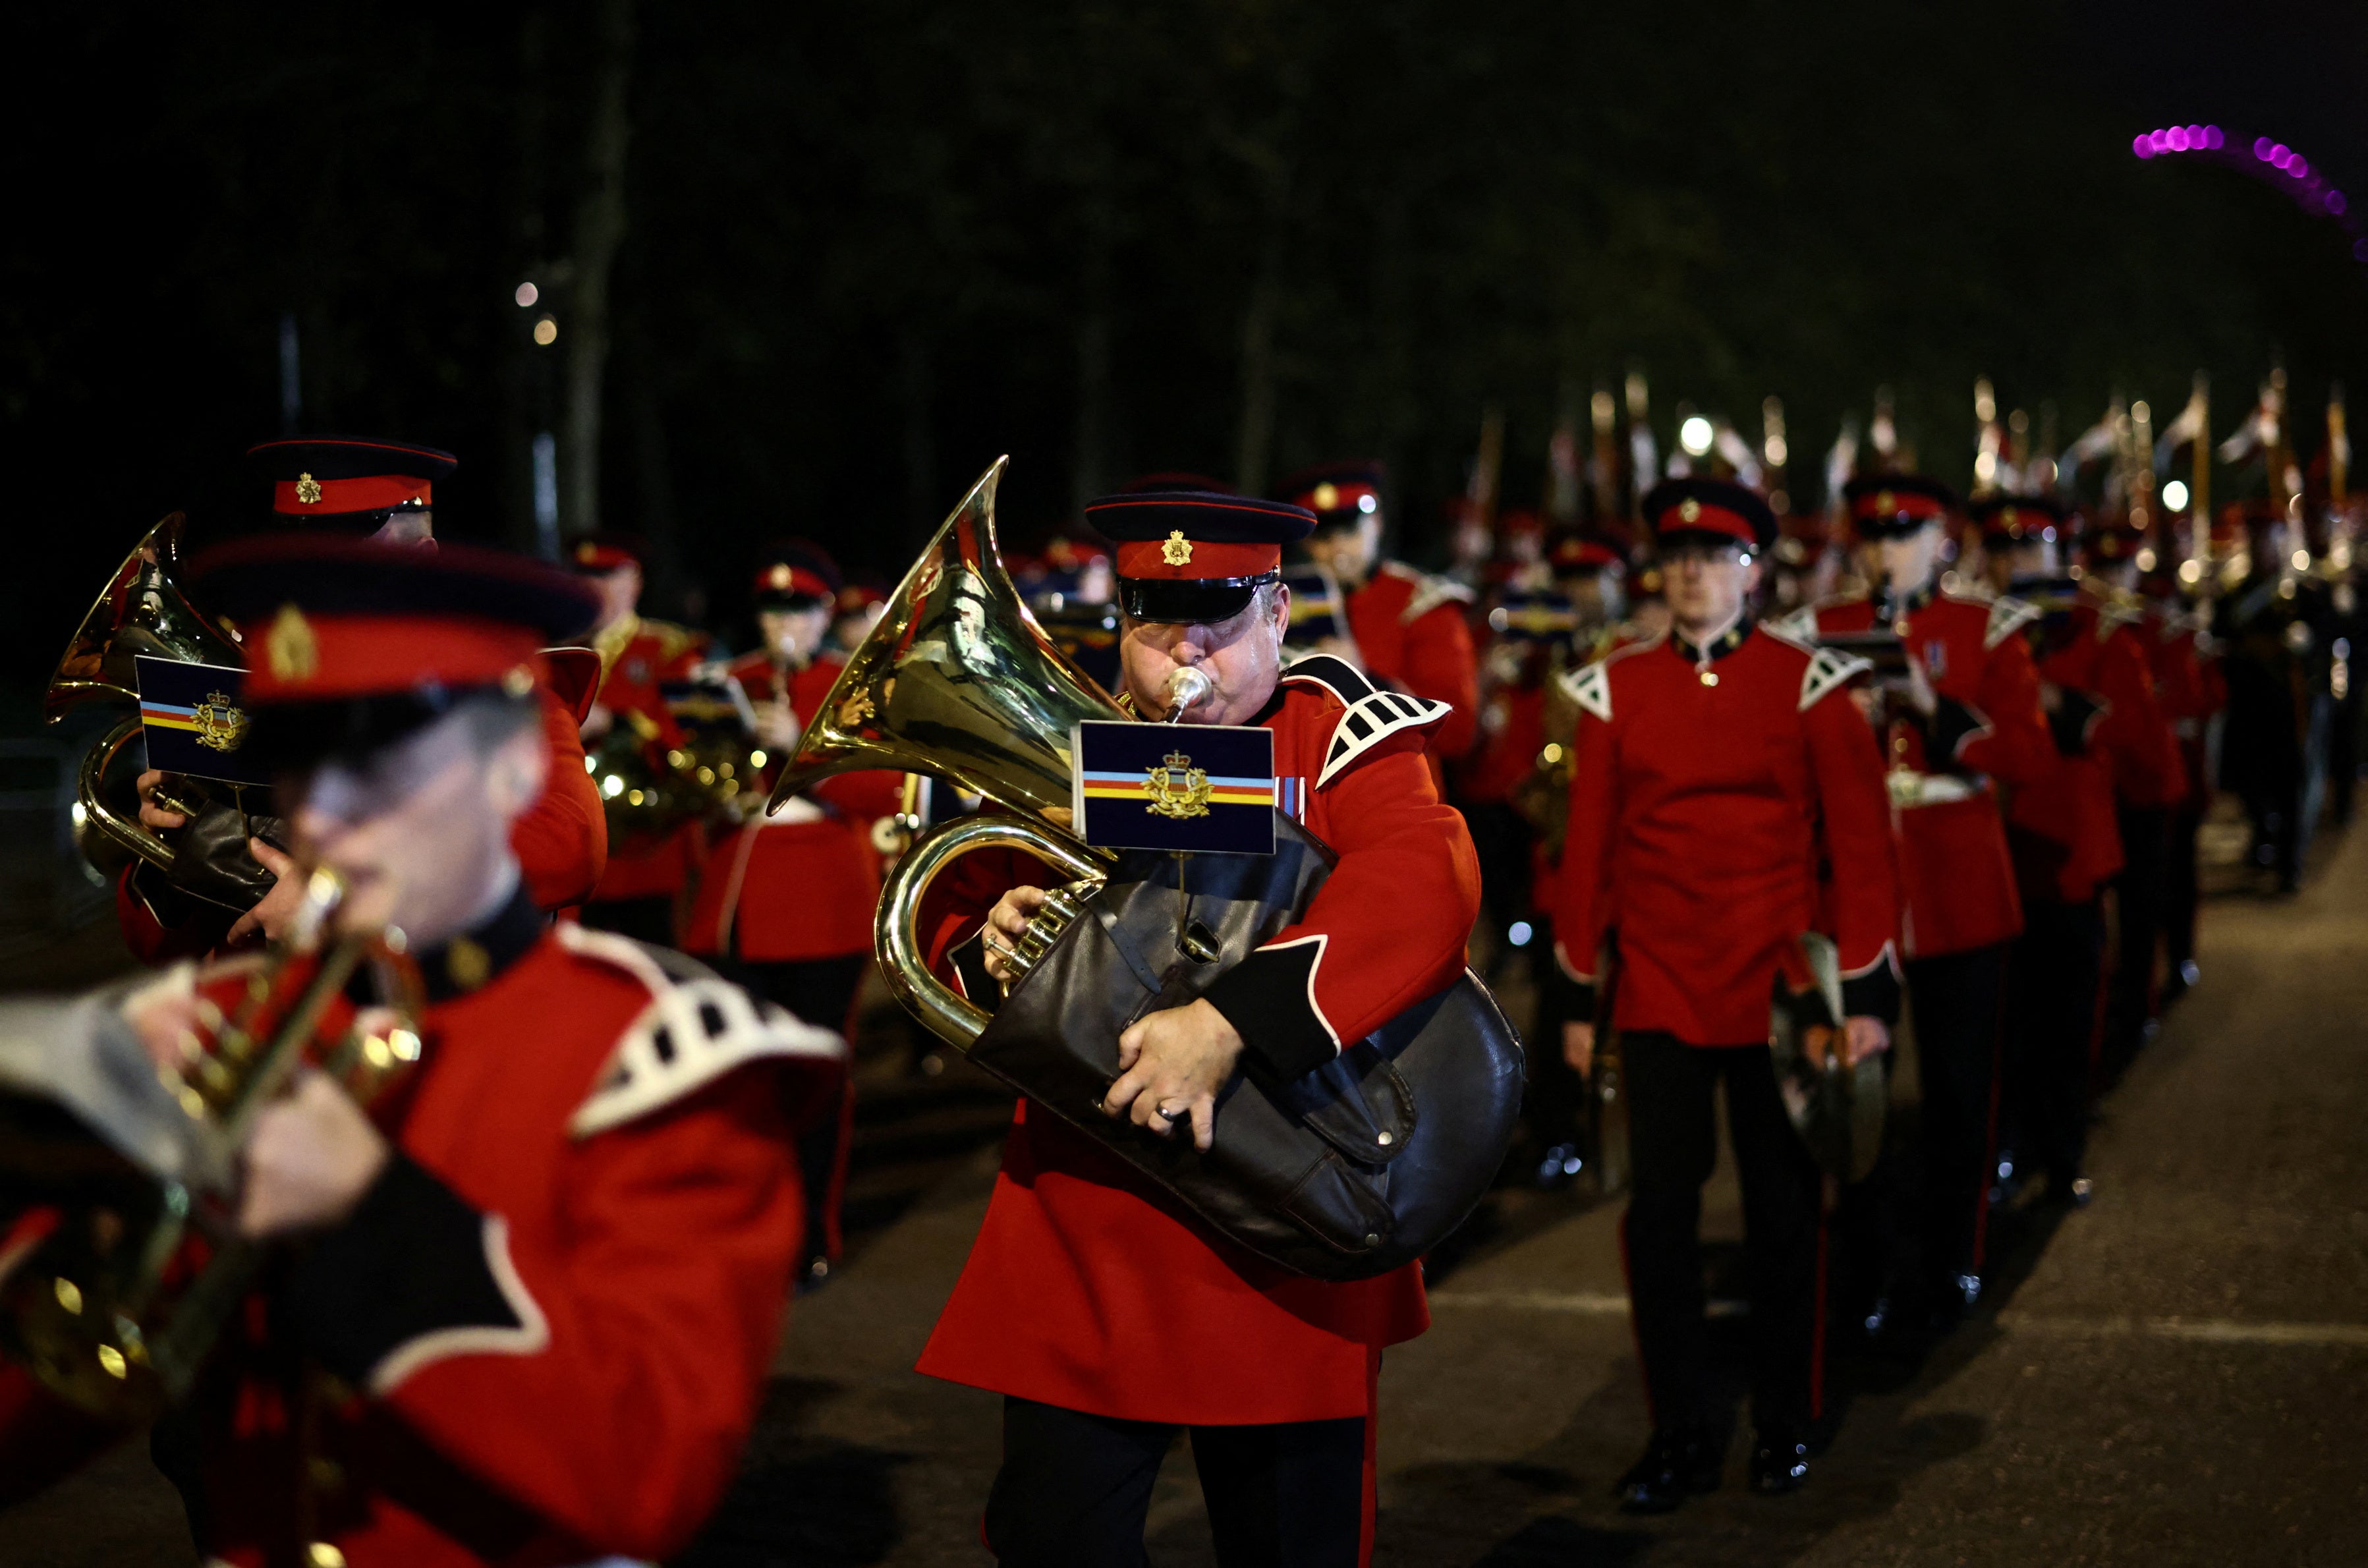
[{"x1": 1554, "y1": 478, "x2": 1902, "y2": 1509}]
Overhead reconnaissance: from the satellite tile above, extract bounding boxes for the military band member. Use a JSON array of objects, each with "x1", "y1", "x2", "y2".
[
  {"x1": 684, "y1": 544, "x2": 901, "y2": 1285},
  {"x1": 2214, "y1": 505, "x2": 2323, "y2": 892},
  {"x1": 1811, "y1": 476, "x2": 2052, "y2": 1316},
  {"x1": 1554, "y1": 478, "x2": 1902, "y2": 1509},
  {"x1": 570, "y1": 534, "x2": 712, "y2": 945},
  {"x1": 1972, "y1": 495, "x2": 2180, "y2": 1204},
  {"x1": 5, "y1": 536, "x2": 832, "y2": 1567},
  {"x1": 2137, "y1": 557, "x2": 2222, "y2": 1001},
  {"x1": 121, "y1": 439, "x2": 606, "y2": 962},
  {"x1": 917, "y1": 490, "x2": 1480, "y2": 1566},
  {"x1": 1280, "y1": 461, "x2": 1482, "y2": 762}
]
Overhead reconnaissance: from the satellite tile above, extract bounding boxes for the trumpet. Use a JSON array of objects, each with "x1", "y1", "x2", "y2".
[{"x1": 0, "y1": 870, "x2": 422, "y2": 1419}]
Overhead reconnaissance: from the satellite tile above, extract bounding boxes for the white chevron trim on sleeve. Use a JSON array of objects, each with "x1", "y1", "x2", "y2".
[
  {"x1": 1558, "y1": 661, "x2": 1613, "y2": 723},
  {"x1": 1799, "y1": 646, "x2": 1871, "y2": 712},
  {"x1": 1984, "y1": 595, "x2": 2040, "y2": 650},
  {"x1": 1316, "y1": 687, "x2": 1452, "y2": 788}
]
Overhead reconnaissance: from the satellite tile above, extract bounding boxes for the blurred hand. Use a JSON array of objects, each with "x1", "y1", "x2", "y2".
[
  {"x1": 1841, "y1": 1015, "x2": 1891, "y2": 1068},
  {"x1": 580, "y1": 702, "x2": 615, "y2": 741},
  {"x1": 980, "y1": 885, "x2": 1050, "y2": 986},
  {"x1": 754, "y1": 697, "x2": 801, "y2": 752},
  {"x1": 1562, "y1": 1019, "x2": 1594, "y2": 1075},
  {"x1": 136, "y1": 770, "x2": 187, "y2": 831},
  {"x1": 237, "y1": 1071, "x2": 389, "y2": 1238},
  {"x1": 224, "y1": 839, "x2": 302, "y2": 947},
  {"x1": 1106, "y1": 999, "x2": 1245, "y2": 1151}
]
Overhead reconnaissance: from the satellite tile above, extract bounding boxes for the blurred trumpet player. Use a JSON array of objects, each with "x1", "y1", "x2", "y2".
[
  {"x1": 683, "y1": 544, "x2": 903, "y2": 1287},
  {"x1": 1, "y1": 536, "x2": 836, "y2": 1568},
  {"x1": 119, "y1": 439, "x2": 607, "y2": 962}
]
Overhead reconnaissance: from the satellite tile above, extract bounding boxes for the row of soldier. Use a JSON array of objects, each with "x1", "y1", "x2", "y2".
[{"x1": 0, "y1": 424, "x2": 2347, "y2": 1563}]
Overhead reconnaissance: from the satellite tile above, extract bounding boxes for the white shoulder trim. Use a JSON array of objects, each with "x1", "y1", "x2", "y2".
[
  {"x1": 1984, "y1": 595, "x2": 2039, "y2": 650},
  {"x1": 2095, "y1": 602, "x2": 2143, "y2": 642},
  {"x1": 1558, "y1": 661, "x2": 1613, "y2": 723},
  {"x1": 1317, "y1": 686, "x2": 1452, "y2": 788},
  {"x1": 368, "y1": 1214, "x2": 551, "y2": 1395},
  {"x1": 1398, "y1": 569, "x2": 1476, "y2": 625},
  {"x1": 557, "y1": 925, "x2": 847, "y2": 1138},
  {"x1": 1768, "y1": 603, "x2": 1821, "y2": 642},
  {"x1": 1799, "y1": 646, "x2": 1871, "y2": 711}
]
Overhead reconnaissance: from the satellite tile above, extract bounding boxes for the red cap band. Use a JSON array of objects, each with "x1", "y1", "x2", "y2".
[
  {"x1": 239, "y1": 610, "x2": 543, "y2": 702},
  {"x1": 1289, "y1": 479, "x2": 1380, "y2": 514},
  {"x1": 1847, "y1": 487, "x2": 1948, "y2": 523},
  {"x1": 1113, "y1": 537, "x2": 1282, "y2": 580},
  {"x1": 273, "y1": 474, "x2": 433, "y2": 516},
  {"x1": 754, "y1": 563, "x2": 834, "y2": 600},
  {"x1": 1652, "y1": 498, "x2": 1761, "y2": 549}
]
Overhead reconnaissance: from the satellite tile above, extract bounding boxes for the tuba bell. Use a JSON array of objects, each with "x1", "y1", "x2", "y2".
[
  {"x1": 772, "y1": 455, "x2": 1124, "y2": 1048},
  {"x1": 45, "y1": 514, "x2": 281, "y2": 909},
  {"x1": 0, "y1": 870, "x2": 423, "y2": 1418}
]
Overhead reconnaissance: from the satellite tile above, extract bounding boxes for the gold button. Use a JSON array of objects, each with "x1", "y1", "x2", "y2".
[{"x1": 1700, "y1": 670, "x2": 1719, "y2": 686}]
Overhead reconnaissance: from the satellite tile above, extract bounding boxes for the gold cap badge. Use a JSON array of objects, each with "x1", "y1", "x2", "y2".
[
  {"x1": 1677, "y1": 498, "x2": 1702, "y2": 522},
  {"x1": 1162, "y1": 530, "x2": 1194, "y2": 567},
  {"x1": 1312, "y1": 483, "x2": 1340, "y2": 511},
  {"x1": 1876, "y1": 490, "x2": 1896, "y2": 513},
  {"x1": 294, "y1": 472, "x2": 323, "y2": 505},
  {"x1": 266, "y1": 605, "x2": 318, "y2": 682}
]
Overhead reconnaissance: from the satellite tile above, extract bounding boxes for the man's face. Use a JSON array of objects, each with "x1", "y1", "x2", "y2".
[
  {"x1": 2006, "y1": 538, "x2": 2058, "y2": 582},
  {"x1": 760, "y1": 603, "x2": 830, "y2": 663},
  {"x1": 288, "y1": 707, "x2": 544, "y2": 947},
  {"x1": 1876, "y1": 522, "x2": 1944, "y2": 594},
  {"x1": 1118, "y1": 586, "x2": 1290, "y2": 725},
  {"x1": 595, "y1": 563, "x2": 642, "y2": 630},
  {"x1": 1301, "y1": 515, "x2": 1382, "y2": 587},
  {"x1": 1659, "y1": 538, "x2": 1759, "y2": 633},
  {"x1": 370, "y1": 509, "x2": 434, "y2": 546}
]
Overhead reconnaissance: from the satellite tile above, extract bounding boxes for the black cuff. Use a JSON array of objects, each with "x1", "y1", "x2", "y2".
[
  {"x1": 1562, "y1": 977, "x2": 1599, "y2": 1022},
  {"x1": 1202, "y1": 943, "x2": 1339, "y2": 1081},
  {"x1": 1840, "y1": 963, "x2": 1902, "y2": 1028},
  {"x1": 2048, "y1": 690, "x2": 2103, "y2": 756},
  {"x1": 1924, "y1": 696, "x2": 1987, "y2": 767},
  {"x1": 283, "y1": 1152, "x2": 521, "y2": 1389},
  {"x1": 127, "y1": 862, "x2": 206, "y2": 932},
  {"x1": 950, "y1": 932, "x2": 998, "y2": 1009}
]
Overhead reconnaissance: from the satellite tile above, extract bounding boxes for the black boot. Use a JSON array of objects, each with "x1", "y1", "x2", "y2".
[
  {"x1": 1749, "y1": 1428, "x2": 1811, "y2": 1494},
  {"x1": 1615, "y1": 1428, "x2": 1723, "y2": 1513}
]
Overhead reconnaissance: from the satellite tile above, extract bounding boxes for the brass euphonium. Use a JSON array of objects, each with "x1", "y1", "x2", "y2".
[
  {"x1": 0, "y1": 870, "x2": 422, "y2": 1418},
  {"x1": 769, "y1": 457, "x2": 1125, "y2": 1047},
  {"x1": 45, "y1": 513, "x2": 278, "y2": 906}
]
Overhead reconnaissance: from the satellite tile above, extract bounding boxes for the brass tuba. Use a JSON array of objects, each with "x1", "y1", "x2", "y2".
[
  {"x1": 45, "y1": 514, "x2": 275, "y2": 903},
  {"x1": 0, "y1": 870, "x2": 422, "y2": 1418},
  {"x1": 770, "y1": 457, "x2": 1122, "y2": 1046}
]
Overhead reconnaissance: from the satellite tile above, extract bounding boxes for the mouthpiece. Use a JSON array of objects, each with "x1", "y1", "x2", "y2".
[{"x1": 1163, "y1": 666, "x2": 1213, "y2": 723}]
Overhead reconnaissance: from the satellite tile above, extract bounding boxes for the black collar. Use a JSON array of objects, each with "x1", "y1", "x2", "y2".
[
  {"x1": 416, "y1": 878, "x2": 546, "y2": 1003},
  {"x1": 1671, "y1": 621, "x2": 1751, "y2": 665},
  {"x1": 1876, "y1": 578, "x2": 1937, "y2": 624}
]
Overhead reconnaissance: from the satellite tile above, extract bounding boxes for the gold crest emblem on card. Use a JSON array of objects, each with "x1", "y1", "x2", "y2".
[
  {"x1": 192, "y1": 691, "x2": 250, "y2": 752},
  {"x1": 1142, "y1": 749, "x2": 1213, "y2": 819}
]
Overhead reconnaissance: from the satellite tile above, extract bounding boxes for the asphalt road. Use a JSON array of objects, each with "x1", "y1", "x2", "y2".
[{"x1": 5, "y1": 812, "x2": 2365, "y2": 1565}]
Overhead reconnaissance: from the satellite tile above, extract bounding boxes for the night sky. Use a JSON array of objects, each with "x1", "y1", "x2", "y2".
[{"x1": 7, "y1": 1, "x2": 2365, "y2": 701}]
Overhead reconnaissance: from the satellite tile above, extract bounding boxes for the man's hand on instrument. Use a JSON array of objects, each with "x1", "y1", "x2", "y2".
[
  {"x1": 1841, "y1": 1015, "x2": 1891, "y2": 1067},
  {"x1": 136, "y1": 769, "x2": 188, "y2": 831},
  {"x1": 1106, "y1": 999, "x2": 1244, "y2": 1152},
  {"x1": 225, "y1": 839, "x2": 303, "y2": 947},
  {"x1": 237, "y1": 1070, "x2": 391, "y2": 1238},
  {"x1": 980, "y1": 885, "x2": 1050, "y2": 985},
  {"x1": 1562, "y1": 1019, "x2": 1594, "y2": 1076}
]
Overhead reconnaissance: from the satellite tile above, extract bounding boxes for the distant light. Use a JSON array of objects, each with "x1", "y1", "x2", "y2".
[
  {"x1": 1764, "y1": 435, "x2": 1788, "y2": 466},
  {"x1": 69, "y1": 800, "x2": 86, "y2": 827},
  {"x1": 515, "y1": 281, "x2": 539, "y2": 308},
  {"x1": 584, "y1": 756, "x2": 597, "y2": 772},
  {"x1": 2131, "y1": 399, "x2": 2151, "y2": 423},
  {"x1": 2179, "y1": 558, "x2": 2204, "y2": 584},
  {"x1": 2136, "y1": 547, "x2": 2158, "y2": 572},
  {"x1": 1357, "y1": 492, "x2": 1378, "y2": 513},
  {"x1": 2272, "y1": 143, "x2": 2292, "y2": 166},
  {"x1": 2167, "y1": 126, "x2": 2190, "y2": 152},
  {"x1": 1975, "y1": 451, "x2": 1998, "y2": 483},
  {"x1": 1769, "y1": 489, "x2": 1791, "y2": 514},
  {"x1": 2330, "y1": 192, "x2": 2350, "y2": 215},
  {"x1": 2162, "y1": 478, "x2": 2190, "y2": 511},
  {"x1": 2133, "y1": 134, "x2": 2154, "y2": 159},
  {"x1": 2294, "y1": 549, "x2": 2313, "y2": 571},
  {"x1": 2292, "y1": 156, "x2": 2309, "y2": 179},
  {"x1": 1679, "y1": 415, "x2": 1714, "y2": 456},
  {"x1": 1507, "y1": 920, "x2": 1534, "y2": 948},
  {"x1": 533, "y1": 316, "x2": 558, "y2": 346},
  {"x1": 2206, "y1": 125, "x2": 2224, "y2": 149},
  {"x1": 748, "y1": 749, "x2": 768, "y2": 768},
  {"x1": 2255, "y1": 136, "x2": 2275, "y2": 161},
  {"x1": 602, "y1": 774, "x2": 625, "y2": 797}
]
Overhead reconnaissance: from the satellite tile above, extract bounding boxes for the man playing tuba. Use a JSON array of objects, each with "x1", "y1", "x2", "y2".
[{"x1": 918, "y1": 489, "x2": 1482, "y2": 1567}]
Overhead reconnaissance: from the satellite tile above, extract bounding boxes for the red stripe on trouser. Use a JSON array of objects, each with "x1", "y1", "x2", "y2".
[
  {"x1": 1618, "y1": 1211, "x2": 1656, "y2": 1428},
  {"x1": 1810, "y1": 1177, "x2": 1832, "y2": 1421},
  {"x1": 1358, "y1": 1347, "x2": 1380, "y2": 1568}
]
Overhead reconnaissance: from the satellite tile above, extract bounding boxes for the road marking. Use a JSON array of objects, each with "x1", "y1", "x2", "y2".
[{"x1": 1430, "y1": 1293, "x2": 2368, "y2": 1345}]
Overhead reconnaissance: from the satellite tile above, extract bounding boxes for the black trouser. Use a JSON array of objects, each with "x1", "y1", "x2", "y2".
[
  {"x1": 984, "y1": 1395, "x2": 1368, "y2": 1568},
  {"x1": 1461, "y1": 800, "x2": 1534, "y2": 975},
  {"x1": 1623, "y1": 1032, "x2": 1825, "y2": 1436},
  {"x1": 2163, "y1": 798, "x2": 2205, "y2": 980},
  {"x1": 728, "y1": 952, "x2": 868, "y2": 1270},
  {"x1": 2003, "y1": 897, "x2": 2104, "y2": 1189},
  {"x1": 579, "y1": 892, "x2": 677, "y2": 947},
  {"x1": 1905, "y1": 945, "x2": 2009, "y2": 1287},
  {"x1": 1523, "y1": 916, "x2": 1591, "y2": 1153},
  {"x1": 2105, "y1": 805, "x2": 2168, "y2": 1062}
]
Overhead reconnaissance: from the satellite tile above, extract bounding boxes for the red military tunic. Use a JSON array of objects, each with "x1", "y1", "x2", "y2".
[
  {"x1": 683, "y1": 650, "x2": 902, "y2": 968},
  {"x1": 911, "y1": 660, "x2": 1482, "y2": 1424},
  {"x1": 1803, "y1": 586, "x2": 2052, "y2": 958},
  {"x1": 2009, "y1": 600, "x2": 2184, "y2": 903},
  {"x1": 2147, "y1": 602, "x2": 2223, "y2": 802},
  {"x1": 3, "y1": 891, "x2": 837, "y2": 1567},
  {"x1": 1347, "y1": 562, "x2": 1481, "y2": 759},
  {"x1": 1552, "y1": 625, "x2": 1903, "y2": 1044},
  {"x1": 584, "y1": 617, "x2": 710, "y2": 903},
  {"x1": 117, "y1": 665, "x2": 609, "y2": 964}
]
